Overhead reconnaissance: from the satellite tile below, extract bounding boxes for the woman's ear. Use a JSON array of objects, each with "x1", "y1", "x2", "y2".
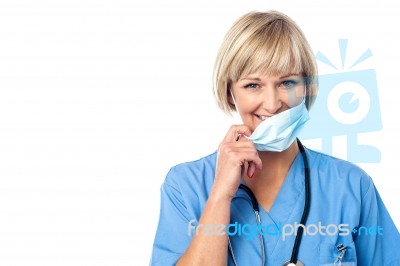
[
  {"x1": 227, "y1": 89, "x2": 237, "y2": 111},
  {"x1": 227, "y1": 81, "x2": 237, "y2": 110},
  {"x1": 228, "y1": 92, "x2": 234, "y2": 105}
]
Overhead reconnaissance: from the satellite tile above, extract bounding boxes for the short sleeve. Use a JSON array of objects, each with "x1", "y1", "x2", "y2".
[
  {"x1": 354, "y1": 177, "x2": 400, "y2": 266},
  {"x1": 149, "y1": 168, "x2": 193, "y2": 266}
]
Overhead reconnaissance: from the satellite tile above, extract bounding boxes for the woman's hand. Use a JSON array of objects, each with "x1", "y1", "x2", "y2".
[
  {"x1": 177, "y1": 125, "x2": 261, "y2": 265},
  {"x1": 211, "y1": 125, "x2": 263, "y2": 201}
]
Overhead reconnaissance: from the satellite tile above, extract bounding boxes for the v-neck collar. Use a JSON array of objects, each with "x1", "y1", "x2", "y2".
[
  {"x1": 236, "y1": 150, "x2": 307, "y2": 258},
  {"x1": 239, "y1": 150, "x2": 305, "y2": 223},
  {"x1": 263, "y1": 150, "x2": 305, "y2": 222}
]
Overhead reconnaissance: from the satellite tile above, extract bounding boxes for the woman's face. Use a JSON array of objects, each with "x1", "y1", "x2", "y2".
[{"x1": 230, "y1": 72, "x2": 306, "y2": 133}]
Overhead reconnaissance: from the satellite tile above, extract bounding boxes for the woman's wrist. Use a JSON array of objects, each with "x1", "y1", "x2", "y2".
[{"x1": 208, "y1": 185, "x2": 234, "y2": 206}]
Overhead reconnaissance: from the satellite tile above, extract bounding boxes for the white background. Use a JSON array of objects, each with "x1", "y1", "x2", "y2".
[{"x1": 0, "y1": 0, "x2": 399, "y2": 265}]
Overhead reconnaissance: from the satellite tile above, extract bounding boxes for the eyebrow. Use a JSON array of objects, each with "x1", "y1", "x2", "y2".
[
  {"x1": 239, "y1": 73, "x2": 302, "y2": 81},
  {"x1": 239, "y1": 77, "x2": 261, "y2": 81},
  {"x1": 279, "y1": 73, "x2": 302, "y2": 79}
]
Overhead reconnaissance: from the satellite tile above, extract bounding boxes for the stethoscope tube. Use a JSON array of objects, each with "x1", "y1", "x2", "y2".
[
  {"x1": 229, "y1": 139, "x2": 310, "y2": 266},
  {"x1": 289, "y1": 139, "x2": 310, "y2": 264},
  {"x1": 238, "y1": 184, "x2": 259, "y2": 212},
  {"x1": 237, "y1": 183, "x2": 264, "y2": 266}
]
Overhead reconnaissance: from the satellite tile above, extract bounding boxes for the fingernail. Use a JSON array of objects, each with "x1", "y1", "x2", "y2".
[{"x1": 235, "y1": 134, "x2": 241, "y2": 141}]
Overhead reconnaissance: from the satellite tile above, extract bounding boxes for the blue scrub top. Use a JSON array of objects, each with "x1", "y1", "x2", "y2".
[{"x1": 150, "y1": 147, "x2": 400, "y2": 265}]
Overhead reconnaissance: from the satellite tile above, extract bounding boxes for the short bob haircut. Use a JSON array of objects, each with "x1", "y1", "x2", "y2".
[{"x1": 213, "y1": 10, "x2": 318, "y2": 114}]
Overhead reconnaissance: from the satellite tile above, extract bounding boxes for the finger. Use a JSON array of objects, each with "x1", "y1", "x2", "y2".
[
  {"x1": 223, "y1": 125, "x2": 253, "y2": 143},
  {"x1": 240, "y1": 163, "x2": 245, "y2": 178},
  {"x1": 239, "y1": 151, "x2": 262, "y2": 172},
  {"x1": 247, "y1": 162, "x2": 256, "y2": 178},
  {"x1": 247, "y1": 152, "x2": 262, "y2": 172},
  {"x1": 229, "y1": 142, "x2": 262, "y2": 170},
  {"x1": 237, "y1": 134, "x2": 251, "y2": 142},
  {"x1": 233, "y1": 138, "x2": 254, "y2": 147}
]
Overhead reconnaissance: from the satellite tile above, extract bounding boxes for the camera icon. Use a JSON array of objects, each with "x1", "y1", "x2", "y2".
[{"x1": 300, "y1": 40, "x2": 382, "y2": 163}]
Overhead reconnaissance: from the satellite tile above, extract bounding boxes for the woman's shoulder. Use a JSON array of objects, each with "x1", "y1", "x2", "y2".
[
  {"x1": 306, "y1": 147, "x2": 369, "y2": 175},
  {"x1": 305, "y1": 147, "x2": 373, "y2": 195},
  {"x1": 163, "y1": 151, "x2": 218, "y2": 192},
  {"x1": 171, "y1": 151, "x2": 218, "y2": 172}
]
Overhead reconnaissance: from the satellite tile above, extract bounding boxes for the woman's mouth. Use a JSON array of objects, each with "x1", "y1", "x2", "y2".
[{"x1": 255, "y1": 114, "x2": 269, "y2": 121}]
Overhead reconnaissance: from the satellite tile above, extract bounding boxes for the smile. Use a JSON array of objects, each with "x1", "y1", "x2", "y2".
[{"x1": 255, "y1": 114, "x2": 269, "y2": 121}]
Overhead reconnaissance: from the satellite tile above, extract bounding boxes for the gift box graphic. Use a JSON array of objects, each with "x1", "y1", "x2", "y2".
[{"x1": 299, "y1": 39, "x2": 382, "y2": 163}]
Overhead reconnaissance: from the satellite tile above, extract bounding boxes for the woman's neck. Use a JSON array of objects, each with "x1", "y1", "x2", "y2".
[
  {"x1": 257, "y1": 141, "x2": 299, "y2": 176},
  {"x1": 243, "y1": 141, "x2": 300, "y2": 211}
]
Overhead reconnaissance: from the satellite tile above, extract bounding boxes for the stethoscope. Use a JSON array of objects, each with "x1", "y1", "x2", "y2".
[{"x1": 228, "y1": 139, "x2": 311, "y2": 266}]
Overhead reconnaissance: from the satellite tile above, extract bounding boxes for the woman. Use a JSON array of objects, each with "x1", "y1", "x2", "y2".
[{"x1": 150, "y1": 10, "x2": 400, "y2": 266}]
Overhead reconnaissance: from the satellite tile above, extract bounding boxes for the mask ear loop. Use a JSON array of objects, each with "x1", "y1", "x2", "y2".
[
  {"x1": 229, "y1": 90, "x2": 240, "y2": 113},
  {"x1": 229, "y1": 90, "x2": 250, "y2": 141},
  {"x1": 229, "y1": 90, "x2": 245, "y2": 125}
]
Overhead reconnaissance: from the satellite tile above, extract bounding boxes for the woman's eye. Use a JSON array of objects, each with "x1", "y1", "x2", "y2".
[
  {"x1": 281, "y1": 80, "x2": 297, "y2": 89},
  {"x1": 244, "y1": 83, "x2": 259, "y2": 89}
]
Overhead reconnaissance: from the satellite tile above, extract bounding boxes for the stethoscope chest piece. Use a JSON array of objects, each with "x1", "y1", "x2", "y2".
[{"x1": 283, "y1": 260, "x2": 305, "y2": 266}]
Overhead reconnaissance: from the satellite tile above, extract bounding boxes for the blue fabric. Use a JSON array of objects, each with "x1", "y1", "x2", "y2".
[{"x1": 150, "y1": 147, "x2": 400, "y2": 265}]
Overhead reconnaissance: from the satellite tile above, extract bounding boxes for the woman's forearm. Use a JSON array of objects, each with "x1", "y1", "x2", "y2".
[{"x1": 176, "y1": 190, "x2": 232, "y2": 266}]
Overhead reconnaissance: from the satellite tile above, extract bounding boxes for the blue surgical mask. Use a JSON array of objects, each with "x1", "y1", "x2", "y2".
[{"x1": 230, "y1": 91, "x2": 309, "y2": 152}]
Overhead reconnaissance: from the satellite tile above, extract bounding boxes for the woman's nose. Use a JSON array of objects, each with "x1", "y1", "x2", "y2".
[{"x1": 261, "y1": 86, "x2": 282, "y2": 115}]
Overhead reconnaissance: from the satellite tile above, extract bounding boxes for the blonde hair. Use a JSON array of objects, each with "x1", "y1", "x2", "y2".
[{"x1": 213, "y1": 10, "x2": 318, "y2": 114}]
